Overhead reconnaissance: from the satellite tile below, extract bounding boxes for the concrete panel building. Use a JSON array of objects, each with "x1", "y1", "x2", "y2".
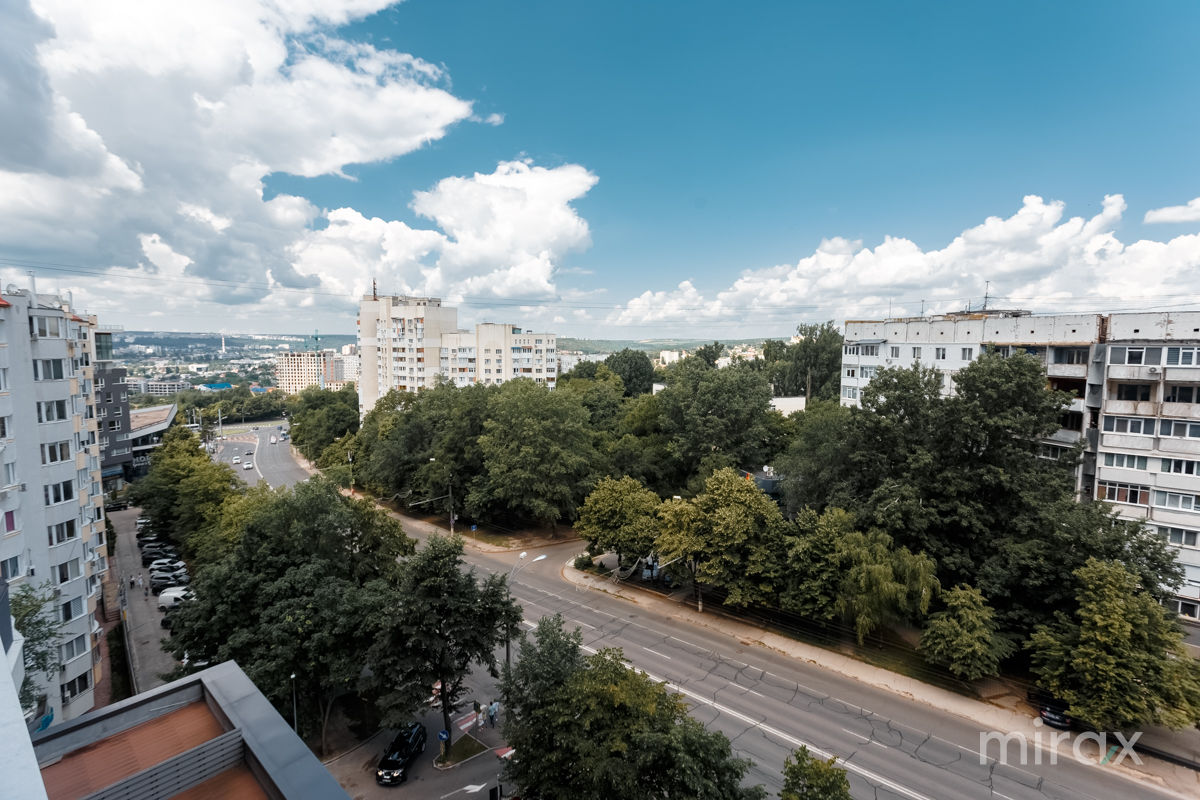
[
  {"x1": 840, "y1": 310, "x2": 1200, "y2": 623},
  {"x1": 0, "y1": 288, "x2": 106, "y2": 727},
  {"x1": 357, "y1": 295, "x2": 557, "y2": 414}
]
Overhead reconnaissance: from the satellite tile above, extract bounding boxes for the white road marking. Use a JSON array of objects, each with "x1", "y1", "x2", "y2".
[{"x1": 641, "y1": 647, "x2": 671, "y2": 659}]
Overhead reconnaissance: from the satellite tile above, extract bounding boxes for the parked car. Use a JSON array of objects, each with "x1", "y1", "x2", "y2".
[
  {"x1": 157, "y1": 587, "x2": 194, "y2": 610},
  {"x1": 149, "y1": 559, "x2": 186, "y2": 571},
  {"x1": 142, "y1": 550, "x2": 179, "y2": 567},
  {"x1": 150, "y1": 574, "x2": 190, "y2": 594},
  {"x1": 104, "y1": 498, "x2": 129, "y2": 512},
  {"x1": 1027, "y1": 690, "x2": 1075, "y2": 730},
  {"x1": 375, "y1": 722, "x2": 427, "y2": 785},
  {"x1": 136, "y1": 517, "x2": 151, "y2": 528},
  {"x1": 150, "y1": 567, "x2": 188, "y2": 583},
  {"x1": 161, "y1": 609, "x2": 176, "y2": 630}
]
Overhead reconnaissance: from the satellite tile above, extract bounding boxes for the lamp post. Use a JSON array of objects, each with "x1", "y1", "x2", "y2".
[
  {"x1": 505, "y1": 551, "x2": 547, "y2": 667},
  {"x1": 290, "y1": 672, "x2": 297, "y2": 734},
  {"x1": 429, "y1": 457, "x2": 454, "y2": 534},
  {"x1": 347, "y1": 451, "x2": 354, "y2": 496}
]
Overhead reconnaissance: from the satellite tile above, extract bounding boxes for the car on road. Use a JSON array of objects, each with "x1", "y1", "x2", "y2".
[
  {"x1": 245, "y1": 450, "x2": 254, "y2": 456},
  {"x1": 375, "y1": 722, "x2": 426, "y2": 785},
  {"x1": 243, "y1": 462, "x2": 253, "y2": 470},
  {"x1": 232, "y1": 456, "x2": 241, "y2": 464}
]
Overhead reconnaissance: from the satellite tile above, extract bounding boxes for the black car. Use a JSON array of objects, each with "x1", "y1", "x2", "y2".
[
  {"x1": 376, "y1": 722, "x2": 426, "y2": 785},
  {"x1": 1027, "y1": 690, "x2": 1075, "y2": 730},
  {"x1": 150, "y1": 575, "x2": 189, "y2": 594},
  {"x1": 142, "y1": 550, "x2": 179, "y2": 567}
]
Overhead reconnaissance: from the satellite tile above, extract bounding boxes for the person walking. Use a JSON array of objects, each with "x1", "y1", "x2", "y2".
[{"x1": 488, "y1": 699, "x2": 498, "y2": 728}]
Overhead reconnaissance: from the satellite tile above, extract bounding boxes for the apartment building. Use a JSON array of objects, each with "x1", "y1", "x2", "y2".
[
  {"x1": 840, "y1": 310, "x2": 1200, "y2": 622},
  {"x1": 144, "y1": 379, "x2": 190, "y2": 396},
  {"x1": 0, "y1": 289, "x2": 106, "y2": 726},
  {"x1": 93, "y1": 330, "x2": 132, "y2": 495},
  {"x1": 357, "y1": 295, "x2": 557, "y2": 414}
]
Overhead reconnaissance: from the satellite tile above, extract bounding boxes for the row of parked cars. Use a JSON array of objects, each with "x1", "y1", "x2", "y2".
[{"x1": 136, "y1": 518, "x2": 193, "y2": 597}]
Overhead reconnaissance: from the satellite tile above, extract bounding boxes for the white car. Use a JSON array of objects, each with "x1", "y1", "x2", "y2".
[
  {"x1": 243, "y1": 462, "x2": 253, "y2": 470},
  {"x1": 149, "y1": 559, "x2": 186, "y2": 571},
  {"x1": 232, "y1": 456, "x2": 241, "y2": 464}
]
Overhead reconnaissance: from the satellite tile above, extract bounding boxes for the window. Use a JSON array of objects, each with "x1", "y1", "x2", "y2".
[
  {"x1": 54, "y1": 558, "x2": 81, "y2": 585},
  {"x1": 935, "y1": 347, "x2": 947, "y2": 360},
  {"x1": 843, "y1": 345, "x2": 859, "y2": 356},
  {"x1": 3, "y1": 462, "x2": 16, "y2": 485},
  {"x1": 860, "y1": 366, "x2": 878, "y2": 380},
  {"x1": 1, "y1": 554, "x2": 19, "y2": 582},
  {"x1": 1164, "y1": 385, "x2": 1197, "y2": 403},
  {"x1": 4, "y1": 510, "x2": 16, "y2": 533},
  {"x1": 844, "y1": 367, "x2": 857, "y2": 379},
  {"x1": 1160, "y1": 419, "x2": 1200, "y2": 439},
  {"x1": 1160, "y1": 526, "x2": 1200, "y2": 549},
  {"x1": 1166, "y1": 346, "x2": 1200, "y2": 366},
  {"x1": 0, "y1": 417, "x2": 8, "y2": 438},
  {"x1": 1039, "y1": 444, "x2": 1066, "y2": 460},
  {"x1": 1109, "y1": 346, "x2": 1161, "y2": 366},
  {"x1": 861, "y1": 345, "x2": 879, "y2": 357},
  {"x1": 41, "y1": 441, "x2": 71, "y2": 465},
  {"x1": 1169, "y1": 599, "x2": 1200, "y2": 620},
  {"x1": 961, "y1": 347, "x2": 973, "y2": 360},
  {"x1": 33, "y1": 359, "x2": 65, "y2": 381},
  {"x1": 37, "y1": 400, "x2": 68, "y2": 423},
  {"x1": 889, "y1": 346, "x2": 900, "y2": 358},
  {"x1": 1054, "y1": 347, "x2": 1089, "y2": 364},
  {"x1": 912, "y1": 347, "x2": 922, "y2": 359},
  {"x1": 61, "y1": 634, "x2": 88, "y2": 662},
  {"x1": 44, "y1": 480, "x2": 74, "y2": 506},
  {"x1": 841, "y1": 386, "x2": 859, "y2": 400},
  {"x1": 1104, "y1": 452, "x2": 1148, "y2": 470},
  {"x1": 1115, "y1": 384, "x2": 1152, "y2": 402},
  {"x1": 60, "y1": 596, "x2": 83, "y2": 623},
  {"x1": 1096, "y1": 481, "x2": 1150, "y2": 505},
  {"x1": 1161, "y1": 458, "x2": 1200, "y2": 475},
  {"x1": 1153, "y1": 491, "x2": 1200, "y2": 512},
  {"x1": 29, "y1": 316, "x2": 62, "y2": 338},
  {"x1": 1101, "y1": 416, "x2": 1157, "y2": 435},
  {"x1": 61, "y1": 672, "x2": 91, "y2": 702},
  {"x1": 107, "y1": 420, "x2": 119, "y2": 431}
]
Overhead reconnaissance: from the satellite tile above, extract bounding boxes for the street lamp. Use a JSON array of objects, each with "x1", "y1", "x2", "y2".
[
  {"x1": 505, "y1": 551, "x2": 547, "y2": 667},
  {"x1": 429, "y1": 457, "x2": 454, "y2": 534},
  {"x1": 290, "y1": 672, "x2": 297, "y2": 734}
]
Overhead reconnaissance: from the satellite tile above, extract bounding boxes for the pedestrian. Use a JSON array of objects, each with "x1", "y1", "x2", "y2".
[
  {"x1": 137, "y1": 574, "x2": 144, "y2": 589},
  {"x1": 488, "y1": 699, "x2": 498, "y2": 728},
  {"x1": 144, "y1": 585, "x2": 149, "y2": 599},
  {"x1": 129, "y1": 575, "x2": 135, "y2": 589}
]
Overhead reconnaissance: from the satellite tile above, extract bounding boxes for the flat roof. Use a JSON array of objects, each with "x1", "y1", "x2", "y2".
[
  {"x1": 128, "y1": 404, "x2": 176, "y2": 433},
  {"x1": 41, "y1": 702, "x2": 223, "y2": 800}
]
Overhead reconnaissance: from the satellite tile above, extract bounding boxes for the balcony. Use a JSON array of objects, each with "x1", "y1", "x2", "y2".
[
  {"x1": 1103, "y1": 399, "x2": 1158, "y2": 416},
  {"x1": 1100, "y1": 433, "x2": 1155, "y2": 451},
  {"x1": 1047, "y1": 362, "x2": 1087, "y2": 379},
  {"x1": 1107, "y1": 365, "x2": 1163, "y2": 381},
  {"x1": 1163, "y1": 402, "x2": 1200, "y2": 421}
]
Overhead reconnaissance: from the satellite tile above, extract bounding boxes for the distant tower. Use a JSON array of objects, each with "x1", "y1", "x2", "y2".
[{"x1": 220, "y1": 334, "x2": 226, "y2": 355}]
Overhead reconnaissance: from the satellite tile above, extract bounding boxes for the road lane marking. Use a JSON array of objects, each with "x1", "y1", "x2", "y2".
[{"x1": 641, "y1": 647, "x2": 671, "y2": 659}]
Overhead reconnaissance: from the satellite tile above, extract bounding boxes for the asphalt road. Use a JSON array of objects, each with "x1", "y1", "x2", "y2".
[
  {"x1": 461, "y1": 543, "x2": 1184, "y2": 800},
  {"x1": 214, "y1": 422, "x2": 311, "y2": 490}
]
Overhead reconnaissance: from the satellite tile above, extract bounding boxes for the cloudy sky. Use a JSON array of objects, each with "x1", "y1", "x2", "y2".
[{"x1": 3, "y1": 1, "x2": 1199, "y2": 339}]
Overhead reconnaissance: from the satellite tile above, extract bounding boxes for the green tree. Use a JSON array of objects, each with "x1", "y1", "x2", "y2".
[
  {"x1": 474, "y1": 379, "x2": 598, "y2": 528},
  {"x1": 920, "y1": 584, "x2": 1014, "y2": 680},
  {"x1": 9, "y1": 582, "x2": 60, "y2": 710},
  {"x1": 576, "y1": 476, "x2": 662, "y2": 563},
  {"x1": 780, "y1": 745, "x2": 851, "y2": 800},
  {"x1": 693, "y1": 341, "x2": 723, "y2": 367},
  {"x1": 764, "y1": 321, "x2": 844, "y2": 400},
  {"x1": 1028, "y1": 558, "x2": 1200, "y2": 731},
  {"x1": 165, "y1": 479, "x2": 413, "y2": 752},
  {"x1": 604, "y1": 348, "x2": 655, "y2": 396},
  {"x1": 656, "y1": 468, "x2": 786, "y2": 609},
  {"x1": 502, "y1": 623, "x2": 764, "y2": 800},
  {"x1": 366, "y1": 535, "x2": 521, "y2": 750},
  {"x1": 288, "y1": 384, "x2": 360, "y2": 461}
]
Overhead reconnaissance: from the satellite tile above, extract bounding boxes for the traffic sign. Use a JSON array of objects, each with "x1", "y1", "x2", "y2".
[{"x1": 438, "y1": 729, "x2": 450, "y2": 742}]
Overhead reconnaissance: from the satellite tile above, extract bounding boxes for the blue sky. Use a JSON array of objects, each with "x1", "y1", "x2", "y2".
[{"x1": 3, "y1": 1, "x2": 1200, "y2": 336}]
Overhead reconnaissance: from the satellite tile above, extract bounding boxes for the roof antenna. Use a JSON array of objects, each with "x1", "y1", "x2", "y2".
[
  {"x1": 983, "y1": 280, "x2": 991, "y2": 311},
  {"x1": 372, "y1": 278, "x2": 377, "y2": 300}
]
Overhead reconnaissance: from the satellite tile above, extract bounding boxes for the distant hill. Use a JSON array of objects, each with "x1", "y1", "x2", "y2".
[{"x1": 557, "y1": 337, "x2": 774, "y2": 355}]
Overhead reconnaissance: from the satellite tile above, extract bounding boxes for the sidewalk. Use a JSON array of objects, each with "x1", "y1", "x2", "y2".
[
  {"x1": 109, "y1": 507, "x2": 180, "y2": 693},
  {"x1": 560, "y1": 557, "x2": 1200, "y2": 799}
]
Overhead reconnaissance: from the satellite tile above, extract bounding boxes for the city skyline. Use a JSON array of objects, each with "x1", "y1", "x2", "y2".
[{"x1": 2, "y1": 1, "x2": 1199, "y2": 337}]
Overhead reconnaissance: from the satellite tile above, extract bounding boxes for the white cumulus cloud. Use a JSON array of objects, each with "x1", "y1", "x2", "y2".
[{"x1": 1145, "y1": 198, "x2": 1200, "y2": 224}]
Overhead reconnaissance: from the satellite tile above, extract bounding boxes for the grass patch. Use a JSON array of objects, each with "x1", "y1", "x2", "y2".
[
  {"x1": 107, "y1": 624, "x2": 132, "y2": 702},
  {"x1": 436, "y1": 733, "x2": 487, "y2": 766}
]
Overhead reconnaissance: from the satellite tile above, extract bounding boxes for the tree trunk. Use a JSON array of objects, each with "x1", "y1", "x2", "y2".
[
  {"x1": 440, "y1": 675, "x2": 453, "y2": 755},
  {"x1": 320, "y1": 694, "x2": 337, "y2": 757}
]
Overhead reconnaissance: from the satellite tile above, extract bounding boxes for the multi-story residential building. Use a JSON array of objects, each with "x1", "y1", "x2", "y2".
[
  {"x1": 93, "y1": 329, "x2": 131, "y2": 496},
  {"x1": 0, "y1": 288, "x2": 106, "y2": 726},
  {"x1": 840, "y1": 310, "x2": 1200, "y2": 623},
  {"x1": 144, "y1": 379, "x2": 190, "y2": 396},
  {"x1": 275, "y1": 350, "x2": 360, "y2": 394},
  {"x1": 357, "y1": 295, "x2": 557, "y2": 414}
]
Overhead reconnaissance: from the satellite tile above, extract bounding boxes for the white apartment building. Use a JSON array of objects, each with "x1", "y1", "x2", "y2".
[
  {"x1": 0, "y1": 289, "x2": 106, "y2": 726},
  {"x1": 144, "y1": 380, "x2": 190, "y2": 396},
  {"x1": 357, "y1": 296, "x2": 557, "y2": 414},
  {"x1": 840, "y1": 310, "x2": 1200, "y2": 622},
  {"x1": 275, "y1": 350, "x2": 360, "y2": 395}
]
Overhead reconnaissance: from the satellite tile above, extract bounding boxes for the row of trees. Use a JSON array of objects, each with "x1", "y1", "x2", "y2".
[
  {"x1": 575, "y1": 350, "x2": 1200, "y2": 730},
  {"x1": 501, "y1": 615, "x2": 851, "y2": 800}
]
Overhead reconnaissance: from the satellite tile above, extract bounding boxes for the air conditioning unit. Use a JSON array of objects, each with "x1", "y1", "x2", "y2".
[{"x1": 1149, "y1": 367, "x2": 1160, "y2": 374}]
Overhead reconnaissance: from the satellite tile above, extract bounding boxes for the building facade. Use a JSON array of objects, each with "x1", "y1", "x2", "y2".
[
  {"x1": 144, "y1": 380, "x2": 189, "y2": 396},
  {"x1": 357, "y1": 295, "x2": 557, "y2": 414},
  {"x1": 0, "y1": 289, "x2": 106, "y2": 727},
  {"x1": 840, "y1": 310, "x2": 1200, "y2": 622},
  {"x1": 93, "y1": 330, "x2": 132, "y2": 496},
  {"x1": 275, "y1": 350, "x2": 360, "y2": 395}
]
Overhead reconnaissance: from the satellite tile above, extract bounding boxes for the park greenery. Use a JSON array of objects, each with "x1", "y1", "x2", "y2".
[{"x1": 10, "y1": 581, "x2": 61, "y2": 710}]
